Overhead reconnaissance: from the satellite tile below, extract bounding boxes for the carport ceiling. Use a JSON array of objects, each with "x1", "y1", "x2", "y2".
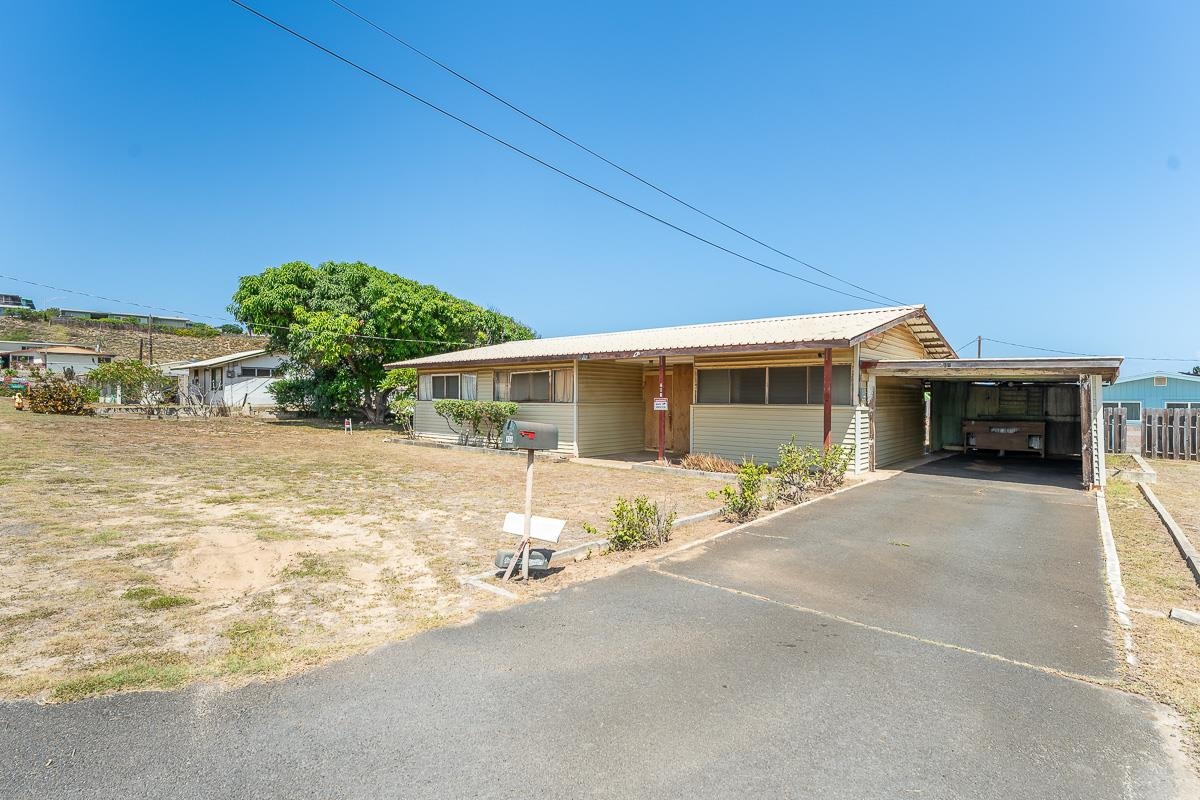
[{"x1": 863, "y1": 357, "x2": 1123, "y2": 383}]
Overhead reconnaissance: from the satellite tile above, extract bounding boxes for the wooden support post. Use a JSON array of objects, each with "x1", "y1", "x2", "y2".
[
  {"x1": 823, "y1": 347, "x2": 833, "y2": 451},
  {"x1": 657, "y1": 355, "x2": 666, "y2": 464}
]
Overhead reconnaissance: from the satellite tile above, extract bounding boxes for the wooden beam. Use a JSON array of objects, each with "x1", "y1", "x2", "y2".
[{"x1": 823, "y1": 346, "x2": 833, "y2": 450}]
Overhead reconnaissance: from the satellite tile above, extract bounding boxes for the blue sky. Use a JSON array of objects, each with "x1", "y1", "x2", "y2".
[{"x1": 1, "y1": 1, "x2": 1196, "y2": 366}]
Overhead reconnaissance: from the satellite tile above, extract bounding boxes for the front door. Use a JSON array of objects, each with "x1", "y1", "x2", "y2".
[{"x1": 643, "y1": 366, "x2": 692, "y2": 454}]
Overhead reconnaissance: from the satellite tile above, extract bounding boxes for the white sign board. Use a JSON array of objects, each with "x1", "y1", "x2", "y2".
[
  {"x1": 503, "y1": 512, "x2": 567, "y2": 543},
  {"x1": 653, "y1": 396, "x2": 669, "y2": 411}
]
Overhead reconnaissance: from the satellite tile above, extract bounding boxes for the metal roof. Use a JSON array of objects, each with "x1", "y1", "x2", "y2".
[
  {"x1": 180, "y1": 349, "x2": 273, "y2": 369},
  {"x1": 0, "y1": 345, "x2": 115, "y2": 357},
  {"x1": 863, "y1": 357, "x2": 1124, "y2": 383},
  {"x1": 1111, "y1": 371, "x2": 1200, "y2": 385},
  {"x1": 388, "y1": 305, "x2": 954, "y2": 368}
]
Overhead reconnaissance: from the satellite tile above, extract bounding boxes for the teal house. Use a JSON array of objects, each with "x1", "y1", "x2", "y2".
[{"x1": 1102, "y1": 371, "x2": 1200, "y2": 423}]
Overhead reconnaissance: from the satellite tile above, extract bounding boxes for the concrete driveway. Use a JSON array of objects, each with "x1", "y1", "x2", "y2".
[{"x1": 1, "y1": 456, "x2": 1193, "y2": 799}]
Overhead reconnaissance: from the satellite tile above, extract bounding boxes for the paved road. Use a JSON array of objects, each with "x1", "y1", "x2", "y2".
[{"x1": 2, "y1": 456, "x2": 1192, "y2": 799}]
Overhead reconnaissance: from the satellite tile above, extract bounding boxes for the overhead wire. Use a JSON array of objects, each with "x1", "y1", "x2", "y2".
[
  {"x1": 326, "y1": 0, "x2": 906, "y2": 306},
  {"x1": 980, "y1": 336, "x2": 1196, "y2": 363},
  {"x1": 228, "y1": 0, "x2": 894, "y2": 308}
]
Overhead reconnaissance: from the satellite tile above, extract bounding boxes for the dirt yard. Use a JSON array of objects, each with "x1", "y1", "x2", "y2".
[
  {"x1": 0, "y1": 404, "x2": 728, "y2": 701},
  {"x1": 1106, "y1": 458, "x2": 1200, "y2": 754}
]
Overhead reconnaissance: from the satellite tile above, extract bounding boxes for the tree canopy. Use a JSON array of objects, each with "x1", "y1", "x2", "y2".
[{"x1": 229, "y1": 261, "x2": 535, "y2": 420}]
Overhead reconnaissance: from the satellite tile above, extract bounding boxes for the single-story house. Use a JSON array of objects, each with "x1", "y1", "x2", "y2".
[
  {"x1": 58, "y1": 308, "x2": 193, "y2": 328},
  {"x1": 1102, "y1": 371, "x2": 1200, "y2": 452},
  {"x1": 0, "y1": 345, "x2": 114, "y2": 376},
  {"x1": 179, "y1": 349, "x2": 285, "y2": 411},
  {"x1": 1103, "y1": 372, "x2": 1200, "y2": 418},
  {"x1": 389, "y1": 305, "x2": 1123, "y2": 488}
]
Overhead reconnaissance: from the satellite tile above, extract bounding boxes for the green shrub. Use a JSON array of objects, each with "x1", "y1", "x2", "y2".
[
  {"x1": 432, "y1": 399, "x2": 519, "y2": 447},
  {"x1": 26, "y1": 377, "x2": 93, "y2": 415},
  {"x1": 594, "y1": 496, "x2": 676, "y2": 551},
  {"x1": 219, "y1": 323, "x2": 244, "y2": 334},
  {"x1": 710, "y1": 460, "x2": 774, "y2": 522},
  {"x1": 812, "y1": 443, "x2": 853, "y2": 490}
]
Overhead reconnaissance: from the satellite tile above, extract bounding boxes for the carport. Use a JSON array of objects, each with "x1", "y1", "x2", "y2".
[{"x1": 860, "y1": 357, "x2": 1123, "y2": 488}]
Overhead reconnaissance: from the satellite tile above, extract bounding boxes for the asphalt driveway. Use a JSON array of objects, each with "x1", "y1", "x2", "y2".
[{"x1": 1, "y1": 456, "x2": 1192, "y2": 799}]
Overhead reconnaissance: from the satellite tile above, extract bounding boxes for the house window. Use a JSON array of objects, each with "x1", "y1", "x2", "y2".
[
  {"x1": 1165, "y1": 402, "x2": 1200, "y2": 410},
  {"x1": 241, "y1": 367, "x2": 277, "y2": 378},
  {"x1": 696, "y1": 365, "x2": 852, "y2": 405},
  {"x1": 417, "y1": 373, "x2": 477, "y2": 401},
  {"x1": 494, "y1": 369, "x2": 572, "y2": 403},
  {"x1": 1103, "y1": 401, "x2": 1142, "y2": 420}
]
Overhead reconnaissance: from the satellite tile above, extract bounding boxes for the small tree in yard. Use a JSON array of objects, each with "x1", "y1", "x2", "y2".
[
  {"x1": 433, "y1": 399, "x2": 518, "y2": 446},
  {"x1": 88, "y1": 360, "x2": 177, "y2": 407}
]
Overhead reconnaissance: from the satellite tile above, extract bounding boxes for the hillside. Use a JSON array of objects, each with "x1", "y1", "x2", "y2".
[{"x1": 0, "y1": 316, "x2": 270, "y2": 364}]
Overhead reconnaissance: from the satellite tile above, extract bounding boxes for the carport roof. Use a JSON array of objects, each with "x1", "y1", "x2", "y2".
[{"x1": 863, "y1": 357, "x2": 1123, "y2": 383}]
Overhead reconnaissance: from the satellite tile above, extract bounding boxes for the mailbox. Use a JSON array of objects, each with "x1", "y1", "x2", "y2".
[{"x1": 500, "y1": 419, "x2": 559, "y2": 451}]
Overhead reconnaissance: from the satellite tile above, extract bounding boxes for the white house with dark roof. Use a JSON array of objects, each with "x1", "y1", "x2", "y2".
[{"x1": 179, "y1": 349, "x2": 285, "y2": 412}]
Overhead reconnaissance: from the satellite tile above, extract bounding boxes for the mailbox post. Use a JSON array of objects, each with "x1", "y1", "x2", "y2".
[{"x1": 499, "y1": 420, "x2": 559, "y2": 581}]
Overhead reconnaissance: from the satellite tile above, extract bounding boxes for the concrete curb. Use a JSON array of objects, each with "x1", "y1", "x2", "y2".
[
  {"x1": 460, "y1": 507, "x2": 724, "y2": 586},
  {"x1": 1138, "y1": 482, "x2": 1200, "y2": 587},
  {"x1": 1110, "y1": 453, "x2": 1157, "y2": 485},
  {"x1": 629, "y1": 463, "x2": 733, "y2": 482},
  {"x1": 1096, "y1": 491, "x2": 1137, "y2": 667}
]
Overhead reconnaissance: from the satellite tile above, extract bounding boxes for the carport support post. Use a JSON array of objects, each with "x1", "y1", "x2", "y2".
[{"x1": 823, "y1": 347, "x2": 833, "y2": 451}]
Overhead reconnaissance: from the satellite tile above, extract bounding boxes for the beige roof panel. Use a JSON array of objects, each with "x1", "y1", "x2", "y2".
[{"x1": 389, "y1": 305, "x2": 953, "y2": 368}]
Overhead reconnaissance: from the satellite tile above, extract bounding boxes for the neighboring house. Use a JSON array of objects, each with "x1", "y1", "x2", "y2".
[
  {"x1": 0, "y1": 345, "x2": 114, "y2": 376},
  {"x1": 58, "y1": 308, "x2": 193, "y2": 328},
  {"x1": 179, "y1": 350, "x2": 285, "y2": 411},
  {"x1": 0, "y1": 293, "x2": 36, "y2": 313},
  {"x1": 1102, "y1": 371, "x2": 1200, "y2": 452},
  {"x1": 1103, "y1": 371, "x2": 1200, "y2": 418},
  {"x1": 388, "y1": 304, "x2": 1122, "y2": 487}
]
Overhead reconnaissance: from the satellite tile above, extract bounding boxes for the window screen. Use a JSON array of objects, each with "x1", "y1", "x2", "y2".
[
  {"x1": 431, "y1": 375, "x2": 460, "y2": 399},
  {"x1": 510, "y1": 371, "x2": 552, "y2": 402},
  {"x1": 768, "y1": 367, "x2": 807, "y2": 404},
  {"x1": 731, "y1": 368, "x2": 766, "y2": 404},
  {"x1": 697, "y1": 369, "x2": 731, "y2": 403}
]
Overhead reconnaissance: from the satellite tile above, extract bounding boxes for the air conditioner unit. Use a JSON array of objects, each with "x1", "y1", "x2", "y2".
[{"x1": 226, "y1": 368, "x2": 236, "y2": 378}]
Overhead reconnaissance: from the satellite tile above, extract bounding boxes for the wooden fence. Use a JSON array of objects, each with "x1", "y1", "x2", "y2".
[
  {"x1": 1142, "y1": 409, "x2": 1200, "y2": 460},
  {"x1": 1103, "y1": 407, "x2": 1127, "y2": 454}
]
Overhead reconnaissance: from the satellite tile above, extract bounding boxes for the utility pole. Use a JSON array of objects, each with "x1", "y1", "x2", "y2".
[
  {"x1": 976, "y1": 335, "x2": 982, "y2": 358},
  {"x1": 148, "y1": 314, "x2": 154, "y2": 365}
]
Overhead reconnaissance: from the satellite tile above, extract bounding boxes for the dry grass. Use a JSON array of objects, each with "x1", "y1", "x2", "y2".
[
  {"x1": 0, "y1": 404, "x2": 725, "y2": 700},
  {"x1": 680, "y1": 452, "x2": 740, "y2": 473},
  {"x1": 1105, "y1": 461, "x2": 1200, "y2": 755}
]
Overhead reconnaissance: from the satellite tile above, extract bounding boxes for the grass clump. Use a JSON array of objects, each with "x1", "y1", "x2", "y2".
[
  {"x1": 120, "y1": 585, "x2": 196, "y2": 610},
  {"x1": 282, "y1": 552, "x2": 347, "y2": 581},
  {"x1": 255, "y1": 528, "x2": 303, "y2": 542},
  {"x1": 680, "y1": 453, "x2": 739, "y2": 473},
  {"x1": 50, "y1": 652, "x2": 190, "y2": 701},
  {"x1": 221, "y1": 616, "x2": 285, "y2": 675}
]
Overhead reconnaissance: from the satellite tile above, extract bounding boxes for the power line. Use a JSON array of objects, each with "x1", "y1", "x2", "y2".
[
  {"x1": 0, "y1": 273, "x2": 473, "y2": 347},
  {"x1": 327, "y1": 0, "x2": 906, "y2": 307},
  {"x1": 229, "y1": 0, "x2": 891, "y2": 308},
  {"x1": 981, "y1": 336, "x2": 1197, "y2": 363}
]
